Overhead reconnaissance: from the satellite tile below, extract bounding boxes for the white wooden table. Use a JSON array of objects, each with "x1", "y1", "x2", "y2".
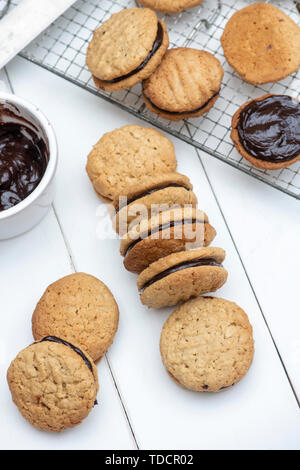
[{"x1": 0, "y1": 57, "x2": 300, "y2": 450}]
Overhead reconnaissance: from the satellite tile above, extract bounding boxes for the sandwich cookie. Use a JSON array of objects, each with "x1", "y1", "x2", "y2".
[
  {"x1": 32, "y1": 273, "x2": 119, "y2": 363},
  {"x1": 86, "y1": 125, "x2": 177, "y2": 201},
  {"x1": 86, "y1": 8, "x2": 169, "y2": 92},
  {"x1": 121, "y1": 207, "x2": 216, "y2": 273},
  {"x1": 142, "y1": 48, "x2": 224, "y2": 121},
  {"x1": 221, "y1": 3, "x2": 300, "y2": 84},
  {"x1": 113, "y1": 172, "x2": 198, "y2": 235},
  {"x1": 231, "y1": 94, "x2": 300, "y2": 170},
  {"x1": 137, "y1": 247, "x2": 228, "y2": 309},
  {"x1": 160, "y1": 296, "x2": 254, "y2": 392},
  {"x1": 7, "y1": 338, "x2": 99, "y2": 432},
  {"x1": 136, "y1": 0, "x2": 204, "y2": 14}
]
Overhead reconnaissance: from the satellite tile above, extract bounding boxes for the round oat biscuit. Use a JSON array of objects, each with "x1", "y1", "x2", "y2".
[
  {"x1": 121, "y1": 207, "x2": 216, "y2": 273},
  {"x1": 142, "y1": 48, "x2": 224, "y2": 121},
  {"x1": 137, "y1": 247, "x2": 228, "y2": 309},
  {"x1": 221, "y1": 3, "x2": 300, "y2": 85},
  {"x1": 7, "y1": 338, "x2": 99, "y2": 432},
  {"x1": 136, "y1": 0, "x2": 203, "y2": 14},
  {"x1": 86, "y1": 125, "x2": 177, "y2": 200},
  {"x1": 32, "y1": 273, "x2": 119, "y2": 363},
  {"x1": 113, "y1": 172, "x2": 197, "y2": 235},
  {"x1": 86, "y1": 8, "x2": 169, "y2": 92},
  {"x1": 160, "y1": 296, "x2": 254, "y2": 392},
  {"x1": 231, "y1": 94, "x2": 300, "y2": 170}
]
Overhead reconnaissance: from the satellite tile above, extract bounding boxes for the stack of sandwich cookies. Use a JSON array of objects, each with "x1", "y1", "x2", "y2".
[
  {"x1": 113, "y1": 172, "x2": 198, "y2": 235},
  {"x1": 86, "y1": 125, "x2": 177, "y2": 201},
  {"x1": 160, "y1": 297, "x2": 254, "y2": 392},
  {"x1": 121, "y1": 207, "x2": 216, "y2": 273},
  {"x1": 231, "y1": 94, "x2": 300, "y2": 170},
  {"x1": 142, "y1": 48, "x2": 224, "y2": 121},
  {"x1": 137, "y1": 247, "x2": 228, "y2": 309},
  {"x1": 86, "y1": 8, "x2": 169, "y2": 92},
  {"x1": 7, "y1": 338, "x2": 99, "y2": 432},
  {"x1": 7, "y1": 272, "x2": 119, "y2": 432}
]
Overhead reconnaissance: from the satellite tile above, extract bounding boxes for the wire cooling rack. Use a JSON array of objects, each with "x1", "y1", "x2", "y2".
[{"x1": 8, "y1": 0, "x2": 300, "y2": 199}]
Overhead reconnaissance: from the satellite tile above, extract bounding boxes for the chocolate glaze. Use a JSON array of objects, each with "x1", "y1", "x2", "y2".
[
  {"x1": 140, "y1": 257, "x2": 222, "y2": 292},
  {"x1": 0, "y1": 105, "x2": 48, "y2": 212},
  {"x1": 125, "y1": 218, "x2": 207, "y2": 257},
  {"x1": 39, "y1": 336, "x2": 98, "y2": 406},
  {"x1": 237, "y1": 95, "x2": 300, "y2": 163},
  {"x1": 104, "y1": 22, "x2": 164, "y2": 84},
  {"x1": 143, "y1": 91, "x2": 220, "y2": 116},
  {"x1": 116, "y1": 182, "x2": 191, "y2": 213}
]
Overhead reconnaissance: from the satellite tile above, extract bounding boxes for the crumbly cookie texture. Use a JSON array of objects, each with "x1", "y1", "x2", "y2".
[
  {"x1": 121, "y1": 207, "x2": 216, "y2": 273},
  {"x1": 231, "y1": 94, "x2": 300, "y2": 170},
  {"x1": 32, "y1": 273, "x2": 119, "y2": 362},
  {"x1": 7, "y1": 341, "x2": 98, "y2": 432},
  {"x1": 137, "y1": 247, "x2": 228, "y2": 309},
  {"x1": 221, "y1": 3, "x2": 300, "y2": 84},
  {"x1": 113, "y1": 172, "x2": 197, "y2": 234},
  {"x1": 92, "y1": 20, "x2": 169, "y2": 92},
  {"x1": 86, "y1": 125, "x2": 177, "y2": 200},
  {"x1": 142, "y1": 48, "x2": 224, "y2": 121},
  {"x1": 160, "y1": 296, "x2": 254, "y2": 392},
  {"x1": 87, "y1": 8, "x2": 158, "y2": 80},
  {"x1": 137, "y1": 0, "x2": 203, "y2": 14}
]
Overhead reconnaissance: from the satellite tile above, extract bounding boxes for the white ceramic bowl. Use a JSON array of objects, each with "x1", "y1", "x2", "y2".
[{"x1": 0, "y1": 93, "x2": 58, "y2": 240}]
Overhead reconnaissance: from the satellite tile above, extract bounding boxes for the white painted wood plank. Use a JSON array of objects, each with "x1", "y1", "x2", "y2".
[
  {"x1": 0, "y1": 70, "x2": 135, "y2": 449},
  {"x1": 198, "y1": 151, "x2": 300, "y2": 398},
  {"x1": 0, "y1": 209, "x2": 135, "y2": 449},
  {"x1": 7, "y1": 57, "x2": 300, "y2": 449}
]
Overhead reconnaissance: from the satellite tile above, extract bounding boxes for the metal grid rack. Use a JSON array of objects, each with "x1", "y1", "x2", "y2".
[{"x1": 8, "y1": 0, "x2": 300, "y2": 199}]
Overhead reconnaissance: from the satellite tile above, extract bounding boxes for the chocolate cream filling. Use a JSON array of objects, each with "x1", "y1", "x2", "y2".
[
  {"x1": 116, "y1": 182, "x2": 191, "y2": 213},
  {"x1": 237, "y1": 95, "x2": 300, "y2": 163},
  {"x1": 125, "y1": 218, "x2": 207, "y2": 256},
  {"x1": 140, "y1": 257, "x2": 222, "y2": 293},
  {"x1": 103, "y1": 22, "x2": 164, "y2": 84},
  {"x1": 143, "y1": 90, "x2": 220, "y2": 116}
]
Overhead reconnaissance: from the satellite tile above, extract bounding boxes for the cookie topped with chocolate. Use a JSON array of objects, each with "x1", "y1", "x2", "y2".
[
  {"x1": 231, "y1": 94, "x2": 300, "y2": 170},
  {"x1": 142, "y1": 48, "x2": 224, "y2": 121},
  {"x1": 86, "y1": 7, "x2": 169, "y2": 92}
]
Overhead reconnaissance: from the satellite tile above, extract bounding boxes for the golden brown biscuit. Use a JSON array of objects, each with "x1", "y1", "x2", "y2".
[
  {"x1": 137, "y1": 247, "x2": 228, "y2": 309},
  {"x1": 113, "y1": 172, "x2": 197, "y2": 235},
  {"x1": 231, "y1": 94, "x2": 300, "y2": 170},
  {"x1": 142, "y1": 48, "x2": 224, "y2": 121},
  {"x1": 86, "y1": 125, "x2": 177, "y2": 200},
  {"x1": 160, "y1": 296, "x2": 254, "y2": 392},
  {"x1": 32, "y1": 273, "x2": 119, "y2": 362},
  {"x1": 121, "y1": 207, "x2": 216, "y2": 273},
  {"x1": 86, "y1": 8, "x2": 169, "y2": 91},
  {"x1": 7, "y1": 338, "x2": 98, "y2": 432},
  {"x1": 136, "y1": 0, "x2": 204, "y2": 14},
  {"x1": 221, "y1": 3, "x2": 300, "y2": 84}
]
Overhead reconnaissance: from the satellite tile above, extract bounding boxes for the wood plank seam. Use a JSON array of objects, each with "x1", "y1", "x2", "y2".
[{"x1": 185, "y1": 121, "x2": 300, "y2": 408}]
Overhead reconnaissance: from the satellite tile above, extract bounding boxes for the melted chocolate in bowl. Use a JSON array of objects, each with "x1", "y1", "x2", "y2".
[
  {"x1": 237, "y1": 95, "x2": 300, "y2": 163},
  {"x1": 0, "y1": 103, "x2": 49, "y2": 212}
]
